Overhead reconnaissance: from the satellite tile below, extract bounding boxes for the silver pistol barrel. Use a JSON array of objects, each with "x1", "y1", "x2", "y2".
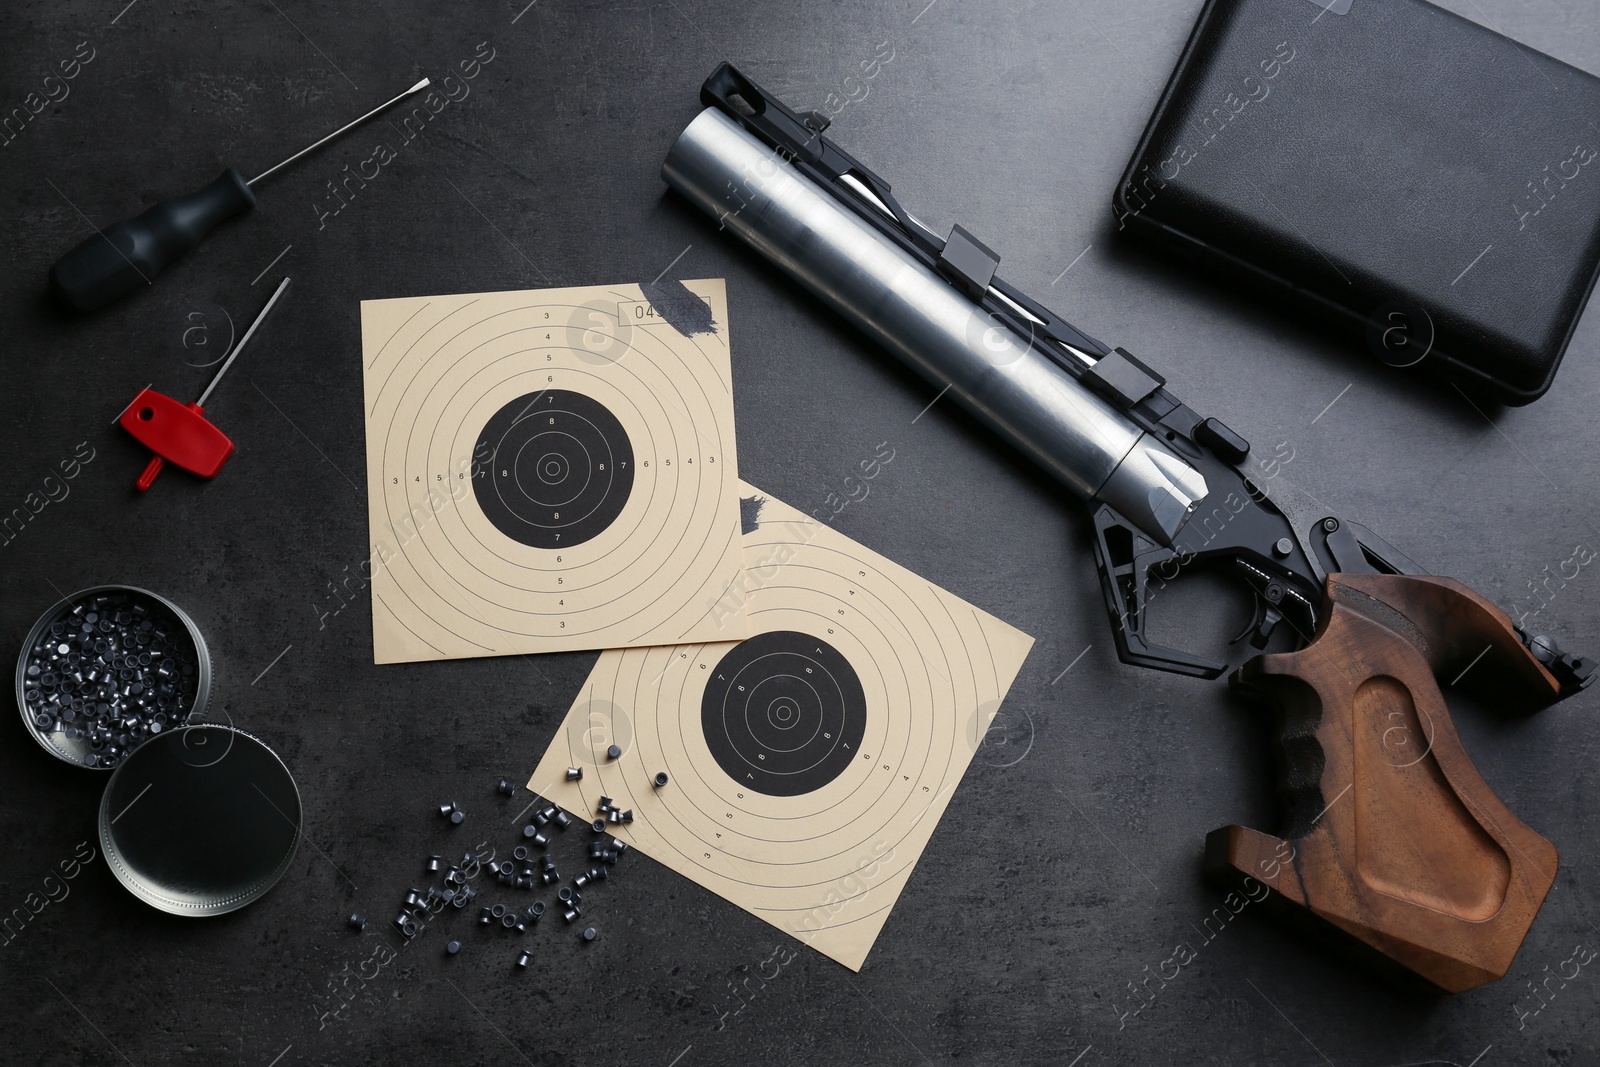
[{"x1": 662, "y1": 108, "x2": 1206, "y2": 544}]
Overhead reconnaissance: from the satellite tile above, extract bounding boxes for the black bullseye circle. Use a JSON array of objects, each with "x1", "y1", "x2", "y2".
[
  {"x1": 701, "y1": 630, "x2": 867, "y2": 797},
  {"x1": 472, "y1": 389, "x2": 634, "y2": 550}
]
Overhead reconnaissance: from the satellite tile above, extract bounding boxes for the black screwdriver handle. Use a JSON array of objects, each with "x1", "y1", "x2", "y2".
[{"x1": 48, "y1": 168, "x2": 256, "y2": 312}]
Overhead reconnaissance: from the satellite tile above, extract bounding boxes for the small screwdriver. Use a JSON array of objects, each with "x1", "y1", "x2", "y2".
[
  {"x1": 119, "y1": 276, "x2": 290, "y2": 491},
  {"x1": 50, "y1": 78, "x2": 430, "y2": 313}
]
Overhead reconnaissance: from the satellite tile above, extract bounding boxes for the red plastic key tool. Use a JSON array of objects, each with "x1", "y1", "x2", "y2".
[{"x1": 119, "y1": 276, "x2": 289, "y2": 490}]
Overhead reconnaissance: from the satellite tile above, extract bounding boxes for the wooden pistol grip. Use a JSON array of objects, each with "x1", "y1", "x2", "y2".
[{"x1": 1209, "y1": 573, "x2": 1564, "y2": 992}]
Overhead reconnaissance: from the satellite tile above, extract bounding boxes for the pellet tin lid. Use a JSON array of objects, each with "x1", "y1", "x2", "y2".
[{"x1": 99, "y1": 724, "x2": 301, "y2": 916}]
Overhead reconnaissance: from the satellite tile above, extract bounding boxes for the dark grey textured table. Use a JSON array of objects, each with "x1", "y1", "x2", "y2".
[{"x1": 3, "y1": 1, "x2": 1598, "y2": 1064}]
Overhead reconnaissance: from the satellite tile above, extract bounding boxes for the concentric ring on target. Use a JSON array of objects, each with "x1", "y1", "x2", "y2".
[
  {"x1": 700, "y1": 630, "x2": 868, "y2": 797},
  {"x1": 472, "y1": 389, "x2": 635, "y2": 550}
]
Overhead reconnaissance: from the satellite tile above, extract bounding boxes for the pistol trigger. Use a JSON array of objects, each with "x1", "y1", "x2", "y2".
[
  {"x1": 1252, "y1": 603, "x2": 1284, "y2": 649},
  {"x1": 1231, "y1": 589, "x2": 1284, "y2": 650}
]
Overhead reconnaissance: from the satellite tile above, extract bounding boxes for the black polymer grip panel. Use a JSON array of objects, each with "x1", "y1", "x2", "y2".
[{"x1": 1115, "y1": 0, "x2": 1600, "y2": 404}]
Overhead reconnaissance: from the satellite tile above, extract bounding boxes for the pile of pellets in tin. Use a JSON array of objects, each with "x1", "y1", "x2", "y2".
[
  {"x1": 20, "y1": 591, "x2": 201, "y2": 769},
  {"x1": 349, "y1": 777, "x2": 625, "y2": 965}
]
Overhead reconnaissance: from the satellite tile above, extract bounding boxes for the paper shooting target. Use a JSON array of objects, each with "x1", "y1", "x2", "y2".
[
  {"x1": 527, "y1": 484, "x2": 1035, "y2": 970},
  {"x1": 360, "y1": 280, "x2": 749, "y2": 663}
]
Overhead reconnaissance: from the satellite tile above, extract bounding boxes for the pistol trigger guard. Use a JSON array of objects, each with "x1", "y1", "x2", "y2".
[{"x1": 1090, "y1": 505, "x2": 1227, "y2": 679}]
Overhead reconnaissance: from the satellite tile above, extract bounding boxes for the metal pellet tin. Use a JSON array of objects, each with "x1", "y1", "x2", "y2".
[{"x1": 15, "y1": 586, "x2": 211, "y2": 770}]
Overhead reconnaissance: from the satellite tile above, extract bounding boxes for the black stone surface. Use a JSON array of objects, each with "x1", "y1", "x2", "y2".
[{"x1": 2, "y1": 1, "x2": 1597, "y2": 1064}]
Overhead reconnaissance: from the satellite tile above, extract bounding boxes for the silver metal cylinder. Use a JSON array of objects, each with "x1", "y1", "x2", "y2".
[{"x1": 662, "y1": 108, "x2": 1206, "y2": 544}]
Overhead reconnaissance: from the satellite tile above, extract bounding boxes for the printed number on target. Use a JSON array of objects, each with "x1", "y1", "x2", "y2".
[{"x1": 620, "y1": 298, "x2": 703, "y2": 324}]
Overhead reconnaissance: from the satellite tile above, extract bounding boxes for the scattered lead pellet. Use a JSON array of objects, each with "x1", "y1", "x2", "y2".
[
  {"x1": 582, "y1": 927, "x2": 597, "y2": 942},
  {"x1": 347, "y1": 913, "x2": 367, "y2": 931},
  {"x1": 565, "y1": 767, "x2": 583, "y2": 781},
  {"x1": 446, "y1": 940, "x2": 462, "y2": 955},
  {"x1": 606, "y1": 744, "x2": 622, "y2": 760},
  {"x1": 653, "y1": 772, "x2": 669, "y2": 788}
]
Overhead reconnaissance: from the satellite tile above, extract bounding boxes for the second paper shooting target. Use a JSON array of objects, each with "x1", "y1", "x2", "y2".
[{"x1": 528, "y1": 484, "x2": 1035, "y2": 970}]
